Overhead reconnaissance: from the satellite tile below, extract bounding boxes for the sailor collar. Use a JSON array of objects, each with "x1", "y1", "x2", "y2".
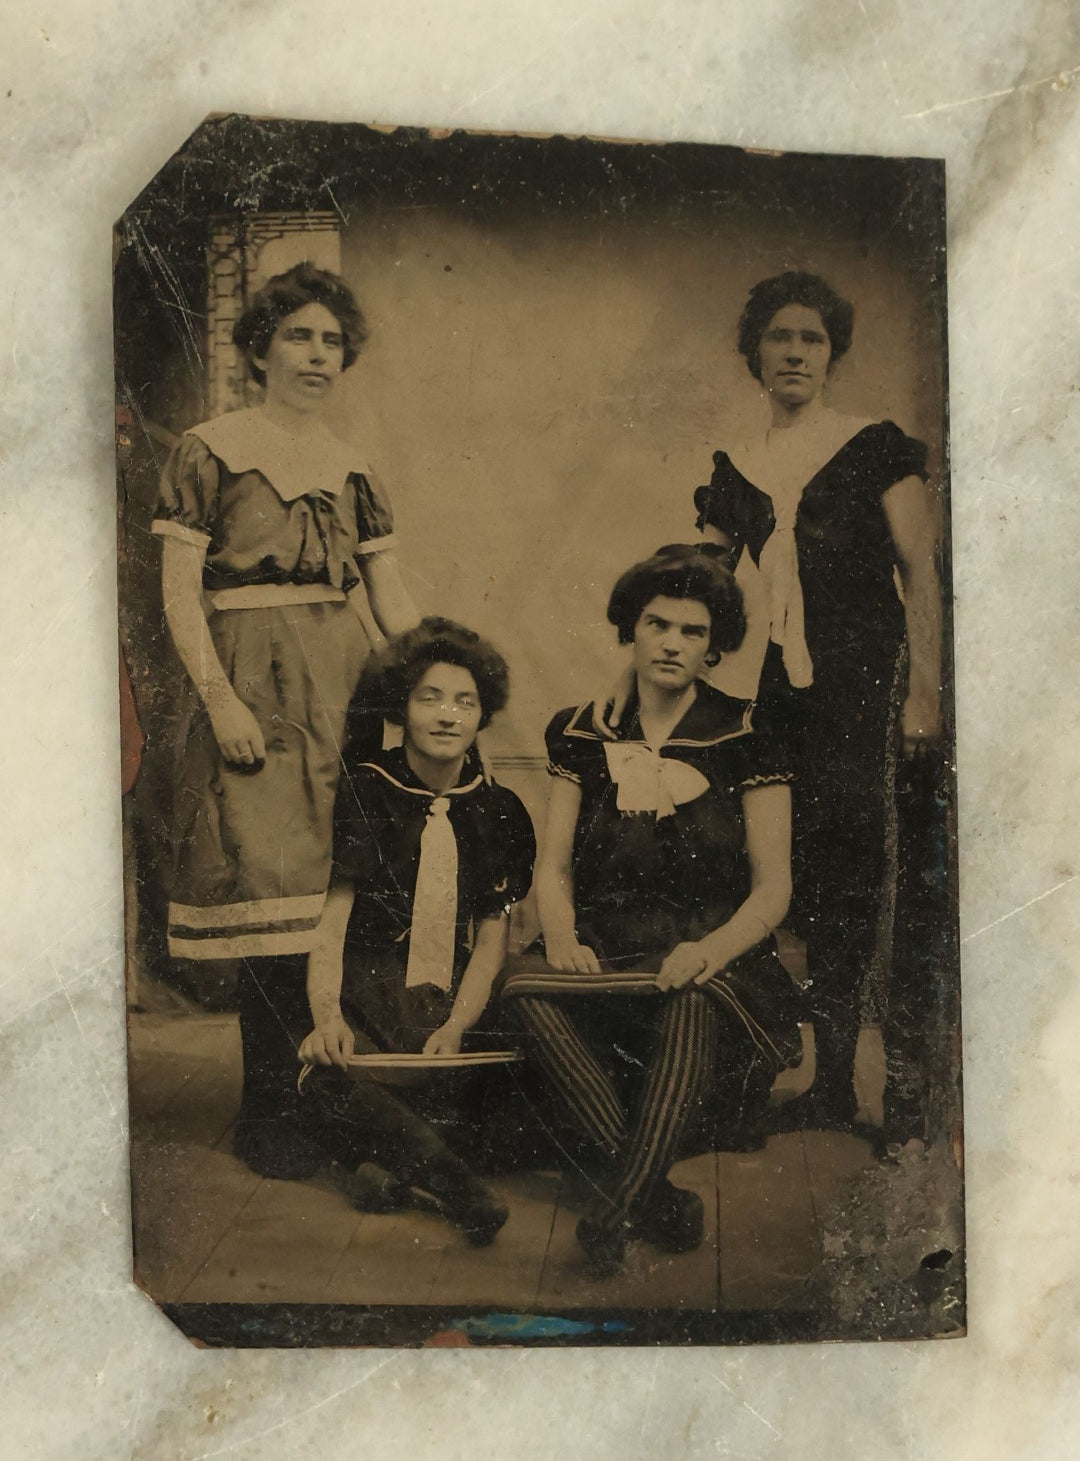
[
  {"x1": 565, "y1": 680, "x2": 754, "y2": 749},
  {"x1": 355, "y1": 747, "x2": 487, "y2": 801},
  {"x1": 188, "y1": 408, "x2": 370, "y2": 503}
]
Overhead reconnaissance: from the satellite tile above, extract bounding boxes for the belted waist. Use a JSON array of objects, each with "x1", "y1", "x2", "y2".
[{"x1": 208, "y1": 583, "x2": 348, "y2": 611}]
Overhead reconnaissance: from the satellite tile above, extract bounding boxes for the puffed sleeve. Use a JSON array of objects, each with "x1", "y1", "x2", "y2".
[
  {"x1": 544, "y1": 707, "x2": 596, "y2": 787},
  {"x1": 733, "y1": 702, "x2": 797, "y2": 792},
  {"x1": 151, "y1": 434, "x2": 221, "y2": 550},
  {"x1": 330, "y1": 764, "x2": 387, "y2": 885},
  {"x1": 693, "y1": 452, "x2": 743, "y2": 544},
  {"x1": 858, "y1": 421, "x2": 929, "y2": 495},
  {"x1": 351, "y1": 467, "x2": 398, "y2": 557},
  {"x1": 694, "y1": 451, "x2": 777, "y2": 567},
  {"x1": 469, "y1": 786, "x2": 537, "y2": 922}
]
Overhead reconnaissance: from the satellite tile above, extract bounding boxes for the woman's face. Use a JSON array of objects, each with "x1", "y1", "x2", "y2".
[
  {"x1": 757, "y1": 303, "x2": 832, "y2": 407},
  {"x1": 254, "y1": 301, "x2": 346, "y2": 414},
  {"x1": 404, "y1": 662, "x2": 483, "y2": 766},
  {"x1": 632, "y1": 595, "x2": 713, "y2": 694}
]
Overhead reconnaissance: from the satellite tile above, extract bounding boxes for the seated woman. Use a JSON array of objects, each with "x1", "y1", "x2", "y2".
[
  {"x1": 509, "y1": 544, "x2": 801, "y2": 1274},
  {"x1": 298, "y1": 618, "x2": 535, "y2": 1246}
]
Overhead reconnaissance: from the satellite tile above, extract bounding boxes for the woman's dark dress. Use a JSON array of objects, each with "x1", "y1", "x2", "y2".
[
  {"x1": 300, "y1": 746, "x2": 536, "y2": 1177},
  {"x1": 694, "y1": 421, "x2": 929, "y2": 1110},
  {"x1": 506, "y1": 682, "x2": 802, "y2": 1212},
  {"x1": 332, "y1": 747, "x2": 535, "y2": 1051},
  {"x1": 539, "y1": 683, "x2": 801, "y2": 1067}
]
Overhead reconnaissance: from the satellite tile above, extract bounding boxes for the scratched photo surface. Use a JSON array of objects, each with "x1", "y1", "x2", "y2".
[{"x1": 116, "y1": 117, "x2": 962, "y2": 1348}]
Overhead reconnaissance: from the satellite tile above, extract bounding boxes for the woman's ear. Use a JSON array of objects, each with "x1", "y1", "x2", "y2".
[{"x1": 704, "y1": 651, "x2": 721, "y2": 668}]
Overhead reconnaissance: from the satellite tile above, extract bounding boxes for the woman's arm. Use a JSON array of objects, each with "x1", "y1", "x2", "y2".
[
  {"x1": 655, "y1": 782, "x2": 792, "y2": 990},
  {"x1": 356, "y1": 549, "x2": 419, "y2": 639},
  {"x1": 299, "y1": 877, "x2": 357, "y2": 1069},
  {"x1": 534, "y1": 775, "x2": 601, "y2": 973},
  {"x1": 161, "y1": 538, "x2": 266, "y2": 767},
  {"x1": 882, "y1": 474, "x2": 943, "y2": 754},
  {"x1": 423, "y1": 914, "x2": 510, "y2": 1056}
]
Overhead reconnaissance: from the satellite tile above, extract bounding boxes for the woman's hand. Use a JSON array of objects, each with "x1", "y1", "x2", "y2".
[
  {"x1": 544, "y1": 935, "x2": 602, "y2": 975},
  {"x1": 656, "y1": 940, "x2": 713, "y2": 991},
  {"x1": 207, "y1": 691, "x2": 267, "y2": 770},
  {"x1": 298, "y1": 1014, "x2": 355, "y2": 1070},
  {"x1": 591, "y1": 662, "x2": 635, "y2": 733},
  {"x1": 422, "y1": 1019, "x2": 468, "y2": 1057}
]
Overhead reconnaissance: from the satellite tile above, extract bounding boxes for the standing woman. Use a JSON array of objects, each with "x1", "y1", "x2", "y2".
[
  {"x1": 152, "y1": 263, "x2": 417, "y2": 1177},
  {"x1": 694, "y1": 271, "x2": 943, "y2": 1132}
]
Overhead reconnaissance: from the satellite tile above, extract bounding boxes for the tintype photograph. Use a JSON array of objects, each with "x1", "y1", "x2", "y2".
[{"x1": 115, "y1": 116, "x2": 962, "y2": 1348}]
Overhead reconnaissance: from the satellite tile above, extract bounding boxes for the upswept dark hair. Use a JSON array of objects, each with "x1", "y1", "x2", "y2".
[
  {"x1": 358, "y1": 617, "x2": 510, "y2": 730},
  {"x1": 737, "y1": 271, "x2": 854, "y2": 382},
  {"x1": 607, "y1": 544, "x2": 746, "y2": 663},
  {"x1": 233, "y1": 262, "x2": 369, "y2": 385}
]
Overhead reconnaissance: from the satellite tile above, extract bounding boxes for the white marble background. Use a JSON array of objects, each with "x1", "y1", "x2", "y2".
[{"x1": 2, "y1": 2, "x2": 1078, "y2": 1456}]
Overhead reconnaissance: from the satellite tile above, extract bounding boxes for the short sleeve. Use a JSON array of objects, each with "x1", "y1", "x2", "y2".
[
  {"x1": 351, "y1": 468, "x2": 397, "y2": 556},
  {"x1": 859, "y1": 421, "x2": 929, "y2": 496},
  {"x1": 469, "y1": 787, "x2": 537, "y2": 922},
  {"x1": 693, "y1": 452, "x2": 743, "y2": 539},
  {"x1": 544, "y1": 707, "x2": 597, "y2": 787},
  {"x1": 151, "y1": 434, "x2": 221, "y2": 550},
  {"x1": 734, "y1": 703, "x2": 796, "y2": 791},
  {"x1": 330, "y1": 764, "x2": 389, "y2": 884}
]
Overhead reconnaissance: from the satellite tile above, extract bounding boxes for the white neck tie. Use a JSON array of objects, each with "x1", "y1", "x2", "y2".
[{"x1": 405, "y1": 795, "x2": 459, "y2": 991}]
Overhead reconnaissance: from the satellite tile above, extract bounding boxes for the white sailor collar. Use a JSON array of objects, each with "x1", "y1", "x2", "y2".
[
  {"x1": 354, "y1": 747, "x2": 487, "y2": 800},
  {"x1": 188, "y1": 408, "x2": 370, "y2": 503}
]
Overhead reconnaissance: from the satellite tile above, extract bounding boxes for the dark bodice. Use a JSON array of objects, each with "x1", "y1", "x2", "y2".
[
  {"x1": 545, "y1": 684, "x2": 792, "y2": 967},
  {"x1": 694, "y1": 421, "x2": 927, "y2": 682},
  {"x1": 332, "y1": 747, "x2": 536, "y2": 990}
]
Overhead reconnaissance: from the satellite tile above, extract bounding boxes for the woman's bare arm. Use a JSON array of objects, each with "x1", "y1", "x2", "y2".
[
  {"x1": 161, "y1": 537, "x2": 266, "y2": 766},
  {"x1": 356, "y1": 549, "x2": 419, "y2": 639},
  {"x1": 535, "y1": 775, "x2": 601, "y2": 974},
  {"x1": 656, "y1": 782, "x2": 792, "y2": 990},
  {"x1": 883, "y1": 474, "x2": 943, "y2": 753},
  {"x1": 423, "y1": 914, "x2": 510, "y2": 1056}
]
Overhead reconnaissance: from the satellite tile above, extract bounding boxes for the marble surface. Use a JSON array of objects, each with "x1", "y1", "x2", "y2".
[{"x1": 3, "y1": 1, "x2": 1079, "y2": 1456}]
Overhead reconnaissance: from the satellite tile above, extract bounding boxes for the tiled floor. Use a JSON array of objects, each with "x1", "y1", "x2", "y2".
[{"x1": 129, "y1": 1011, "x2": 879, "y2": 1312}]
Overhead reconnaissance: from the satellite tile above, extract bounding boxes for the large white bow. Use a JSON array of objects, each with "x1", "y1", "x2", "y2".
[{"x1": 603, "y1": 743, "x2": 710, "y2": 819}]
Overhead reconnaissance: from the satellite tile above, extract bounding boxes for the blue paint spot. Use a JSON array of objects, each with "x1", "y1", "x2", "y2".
[{"x1": 450, "y1": 1313, "x2": 630, "y2": 1339}]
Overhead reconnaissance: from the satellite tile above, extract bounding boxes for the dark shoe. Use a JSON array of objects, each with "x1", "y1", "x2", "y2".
[
  {"x1": 576, "y1": 1212, "x2": 628, "y2": 1277},
  {"x1": 454, "y1": 1196, "x2": 510, "y2": 1248},
  {"x1": 765, "y1": 1083, "x2": 857, "y2": 1135},
  {"x1": 631, "y1": 1182, "x2": 704, "y2": 1253},
  {"x1": 342, "y1": 1162, "x2": 413, "y2": 1213},
  {"x1": 712, "y1": 1120, "x2": 768, "y2": 1154},
  {"x1": 419, "y1": 1157, "x2": 510, "y2": 1246},
  {"x1": 234, "y1": 1117, "x2": 322, "y2": 1180}
]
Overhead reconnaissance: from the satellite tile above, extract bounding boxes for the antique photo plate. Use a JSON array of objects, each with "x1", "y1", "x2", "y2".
[{"x1": 115, "y1": 116, "x2": 962, "y2": 1348}]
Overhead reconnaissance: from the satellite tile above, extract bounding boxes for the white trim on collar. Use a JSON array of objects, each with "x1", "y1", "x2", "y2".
[
  {"x1": 355, "y1": 761, "x2": 486, "y2": 798},
  {"x1": 188, "y1": 408, "x2": 370, "y2": 503},
  {"x1": 561, "y1": 692, "x2": 754, "y2": 748}
]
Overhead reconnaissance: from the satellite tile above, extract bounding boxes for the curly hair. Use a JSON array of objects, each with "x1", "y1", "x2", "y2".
[
  {"x1": 736, "y1": 271, "x2": 854, "y2": 382},
  {"x1": 233, "y1": 262, "x2": 369, "y2": 385},
  {"x1": 358, "y1": 617, "x2": 511, "y2": 730},
  {"x1": 606, "y1": 544, "x2": 746, "y2": 662}
]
